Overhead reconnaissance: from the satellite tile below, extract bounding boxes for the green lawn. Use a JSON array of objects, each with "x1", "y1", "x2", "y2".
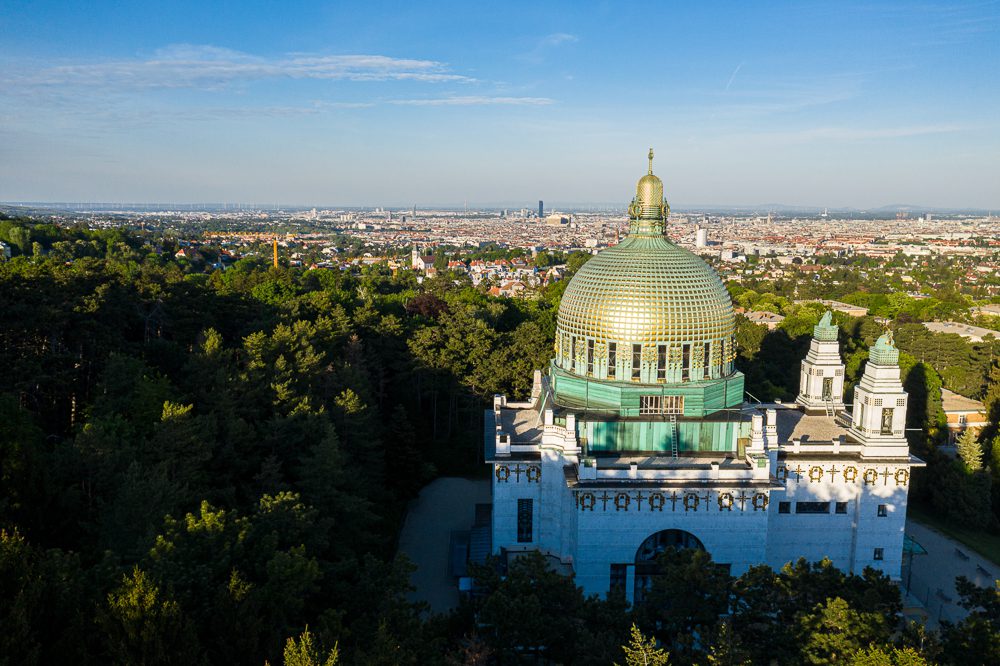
[{"x1": 908, "y1": 506, "x2": 1000, "y2": 568}]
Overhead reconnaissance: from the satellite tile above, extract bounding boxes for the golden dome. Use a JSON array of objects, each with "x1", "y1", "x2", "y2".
[
  {"x1": 635, "y1": 148, "x2": 664, "y2": 214},
  {"x1": 553, "y1": 150, "x2": 736, "y2": 384},
  {"x1": 627, "y1": 148, "x2": 669, "y2": 234}
]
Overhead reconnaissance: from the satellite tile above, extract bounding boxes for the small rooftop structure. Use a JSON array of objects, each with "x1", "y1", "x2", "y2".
[
  {"x1": 744, "y1": 310, "x2": 785, "y2": 330},
  {"x1": 940, "y1": 388, "x2": 988, "y2": 444}
]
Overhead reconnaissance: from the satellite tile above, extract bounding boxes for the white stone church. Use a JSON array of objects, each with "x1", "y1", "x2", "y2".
[{"x1": 484, "y1": 155, "x2": 924, "y2": 601}]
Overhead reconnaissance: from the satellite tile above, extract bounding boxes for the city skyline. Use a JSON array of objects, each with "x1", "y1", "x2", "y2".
[{"x1": 2, "y1": 1, "x2": 999, "y2": 208}]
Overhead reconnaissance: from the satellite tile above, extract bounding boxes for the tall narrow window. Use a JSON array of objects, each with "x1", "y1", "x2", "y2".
[
  {"x1": 609, "y1": 563, "x2": 627, "y2": 593},
  {"x1": 586, "y1": 339, "x2": 595, "y2": 376},
  {"x1": 562, "y1": 333, "x2": 570, "y2": 366},
  {"x1": 703, "y1": 341, "x2": 711, "y2": 379},
  {"x1": 517, "y1": 499, "x2": 533, "y2": 543},
  {"x1": 571, "y1": 336, "x2": 577, "y2": 372},
  {"x1": 719, "y1": 339, "x2": 727, "y2": 374},
  {"x1": 656, "y1": 344, "x2": 667, "y2": 382},
  {"x1": 681, "y1": 343, "x2": 691, "y2": 382},
  {"x1": 608, "y1": 342, "x2": 617, "y2": 379},
  {"x1": 631, "y1": 344, "x2": 642, "y2": 381}
]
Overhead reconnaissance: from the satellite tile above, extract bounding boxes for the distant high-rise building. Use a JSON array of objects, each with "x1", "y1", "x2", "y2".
[
  {"x1": 539, "y1": 200, "x2": 544, "y2": 219},
  {"x1": 695, "y1": 226, "x2": 709, "y2": 248}
]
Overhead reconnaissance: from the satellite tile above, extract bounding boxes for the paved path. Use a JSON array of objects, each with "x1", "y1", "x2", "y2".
[
  {"x1": 903, "y1": 520, "x2": 997, "y2": 627},
  {"x1": 397, "y1": 477, "x2": 491, "y2": 615}
]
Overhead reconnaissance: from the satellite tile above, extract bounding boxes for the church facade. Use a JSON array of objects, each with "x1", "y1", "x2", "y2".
[{"x1": 485, "y1": 153, "x2": 924, "y2": 600}]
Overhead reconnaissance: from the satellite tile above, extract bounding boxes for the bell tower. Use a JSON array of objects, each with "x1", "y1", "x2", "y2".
[
  {"x1": 848, "y1": 332, "x2": 909, "y2": 454},
  {"x1": 796, "y1": 311, "x2": 846, "y2": 414}
]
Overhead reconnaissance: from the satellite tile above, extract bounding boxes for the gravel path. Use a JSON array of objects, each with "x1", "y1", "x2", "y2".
[{"x1": 903, "y1": 520, "x2": 997, "y2": 627}]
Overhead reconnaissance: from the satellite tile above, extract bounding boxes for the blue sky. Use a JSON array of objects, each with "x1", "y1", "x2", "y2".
[{"x1": 2, "y1": 1, "x2": 998, "y2": 208}]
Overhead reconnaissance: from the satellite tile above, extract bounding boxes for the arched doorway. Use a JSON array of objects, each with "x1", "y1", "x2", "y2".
[{"x1": 634, "y1": 529, "x2": 705, "y2": 601}]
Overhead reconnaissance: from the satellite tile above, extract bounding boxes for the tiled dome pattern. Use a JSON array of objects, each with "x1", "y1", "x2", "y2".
[{"x1": 558, "y1": 236, "x2": 734, "y2": 344}]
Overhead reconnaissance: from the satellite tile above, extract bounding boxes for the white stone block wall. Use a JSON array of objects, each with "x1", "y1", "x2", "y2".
[{"x1": 491, "y1": 462, "x2": 542, "y2": 551}]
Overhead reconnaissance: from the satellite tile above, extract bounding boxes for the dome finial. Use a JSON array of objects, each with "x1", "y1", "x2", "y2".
[{"x1": 648, "y1": 148, "x2": 654, "y2": 175}]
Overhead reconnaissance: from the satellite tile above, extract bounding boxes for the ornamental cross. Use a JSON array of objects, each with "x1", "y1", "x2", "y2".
[
  {"x1": 794, "y1": 465, "x2": 804, "y2": 482},
  {"x1": 635, "y1": 491, "x2": 646, "y2": 511},
  {"x1": 828, "y1": 465, "x2": 840, "y2": 482},
  {"x1": 669, "y1": 491, "x2": 679, "y2": 511},
  {"x1": 736, "y1": 492, "x2": 749, "y2": 510},
  {"x1": 599, "y1": 491, "x2": 611, "y2": 511},
  {"x1": 513, "y1": 464, "x2": 523, "y2": 482},
  {"x1": 880, "y1": 468, "x2": 891, "y2": 485}
]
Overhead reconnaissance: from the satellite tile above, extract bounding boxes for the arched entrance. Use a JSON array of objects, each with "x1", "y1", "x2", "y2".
[{"x1": 634, "y1": 529, "x2": 705, "y2": 601}]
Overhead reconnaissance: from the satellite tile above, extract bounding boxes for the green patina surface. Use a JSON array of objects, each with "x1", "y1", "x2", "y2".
[
  {"x1": 583, "y1": 418, "x2": 748, "y2": 454},
  {"x1": 550, "y1": 362, "x2": 744, "y2": 417},
  {"x1": 550, "y1": 362, "x2": 748, "y2": 454}
]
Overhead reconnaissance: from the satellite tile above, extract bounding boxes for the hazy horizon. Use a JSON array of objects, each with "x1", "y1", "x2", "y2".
[
  {"x1": 5, "y1": 200, "x2": 996, "y2": 216},
  {"x1": 2, "y1": 1, "x2": 998, "y2": 208}
]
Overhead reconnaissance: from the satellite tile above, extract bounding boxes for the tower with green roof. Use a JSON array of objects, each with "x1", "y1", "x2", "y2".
[
  {"x1": 849, "y1": 331, "x2": 909, "y2": 454},
  {"x1": 796, "y1": 310, "x2": 847, "y2": 414}
]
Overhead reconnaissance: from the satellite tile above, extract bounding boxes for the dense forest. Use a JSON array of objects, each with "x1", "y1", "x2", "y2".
[{"x1": 1, "y1": 215, "x2": 998, "y2": 664}]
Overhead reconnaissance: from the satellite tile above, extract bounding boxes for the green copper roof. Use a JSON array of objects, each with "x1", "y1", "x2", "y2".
[{"x1": 813, "y1": 310, "x2": 838, "y2": 341}]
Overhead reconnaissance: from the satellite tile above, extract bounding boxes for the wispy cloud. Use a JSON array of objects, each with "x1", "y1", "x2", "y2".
[
  {"x1": 3, "y1": 44, "x2": 472, "y2": 91},
  {"x1": 517, "y1": 32, "x2": 579, "y2": 64},
  {"x1": 718, "y1": 123, "x2": 968, "y2": 147},
  {"x1": 724, "y1": 62, "x2": 744, "y2": 91},
  {"x1": 390, "y1": 95, "x2": 554, "y2": 106},
  {"x1": 788, "y1": 124, "x2": 967, "y2": 141},
  {"x1": 539, "y1": 32, "x2": 579, "y2": 47},
  {"x1": 703, "y1": 76, "x2": 862, "y2": 118}
]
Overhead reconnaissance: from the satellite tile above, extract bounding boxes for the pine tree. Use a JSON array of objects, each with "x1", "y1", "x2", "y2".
[
  {"x1": 956, "y1": 428, "x2": 983, "y2": 472},
  {"x1": 849, "y1": 644, "x2": 929, "y2": 665},
  {"x1": 617, "y1": 624, "x2": 669, "y2": 666},
  {"x1": 280, "y1": 627, "x2": 338, "y2": 666}
]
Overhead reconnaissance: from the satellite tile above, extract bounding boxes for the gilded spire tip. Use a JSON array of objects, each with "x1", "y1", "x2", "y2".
[{"x1": 648, "y1": 148, "x2": 654, "y2": 174}]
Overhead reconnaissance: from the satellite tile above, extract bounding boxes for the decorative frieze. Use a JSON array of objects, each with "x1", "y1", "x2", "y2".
[
  {"x1": 776, "y1": 463, "x2": 909, "y2": 487},
  {"x1": 573, "y1": 489, "x2": 769, "y2": 513},
  {"x1": 495, "y1": 463, "x2": 541, "y2": 483}
]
